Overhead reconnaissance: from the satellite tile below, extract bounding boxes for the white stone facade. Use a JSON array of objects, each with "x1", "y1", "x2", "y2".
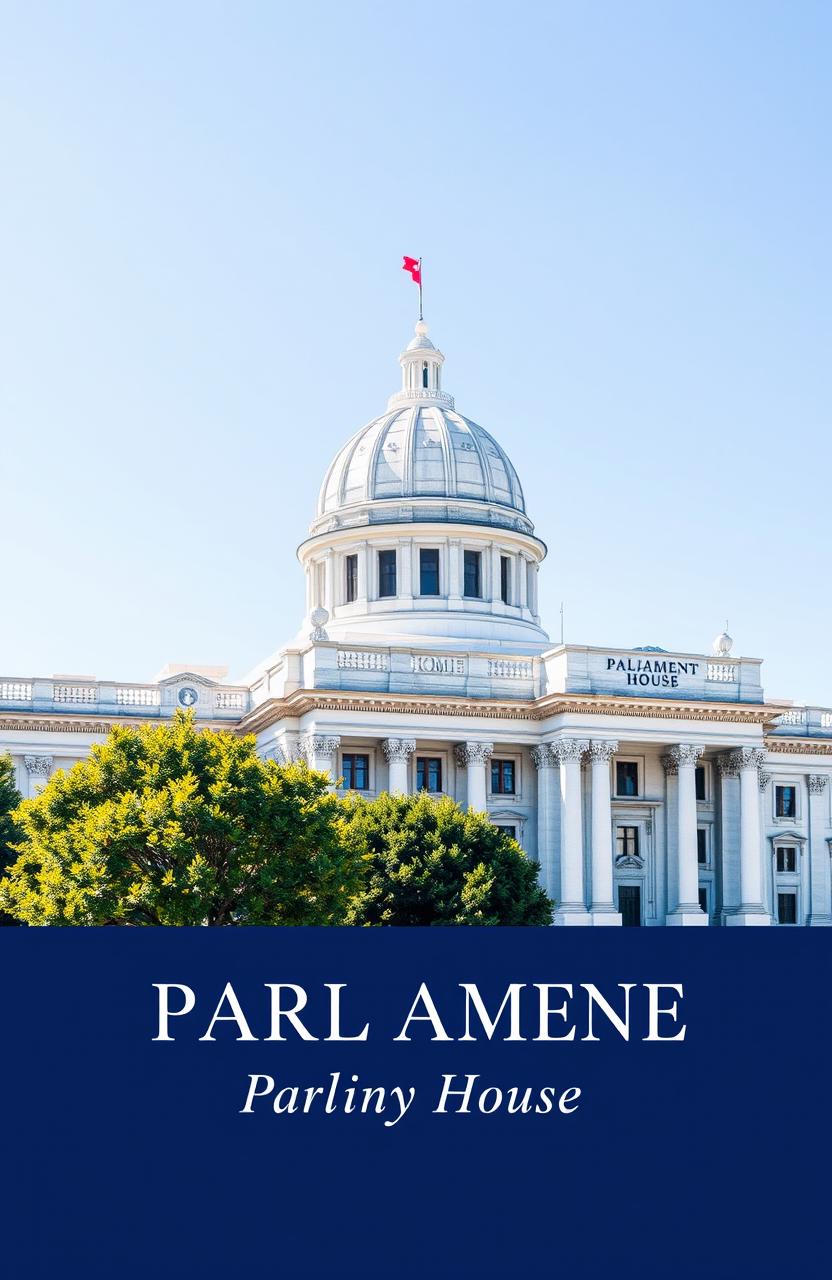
[{"x1": 2, "y1": 324, "x2": 830, "y2": 926}]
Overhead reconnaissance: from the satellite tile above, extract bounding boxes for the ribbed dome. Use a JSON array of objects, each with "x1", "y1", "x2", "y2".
[{"x1": 317, "y1": 406, "x2": 526, "y2": 519}]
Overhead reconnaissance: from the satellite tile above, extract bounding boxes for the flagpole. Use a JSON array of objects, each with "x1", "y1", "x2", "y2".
[{"x1": 418, "y1": 258, "x2": 423, "y2": 321}]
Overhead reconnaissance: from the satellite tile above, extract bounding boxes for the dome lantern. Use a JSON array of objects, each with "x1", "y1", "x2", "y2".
[{"x1": 388, "y1": 320, "x2": 453, "y2": 410}]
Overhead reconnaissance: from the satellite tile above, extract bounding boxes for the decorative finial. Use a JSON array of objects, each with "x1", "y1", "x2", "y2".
[
  {"x1": 309, "y1": 606, "x2": 329, "y2": 641},
  {"x1": 712, "y1": 623, "x2": 733, "y2": 657},
  {"x1": 414, "y1": 320, "x2": 429, "y2": 337}
]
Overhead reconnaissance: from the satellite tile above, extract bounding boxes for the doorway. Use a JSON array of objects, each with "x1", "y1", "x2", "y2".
[{"x1": 618, "y1": 884, "x2": 642, "y2": 927}]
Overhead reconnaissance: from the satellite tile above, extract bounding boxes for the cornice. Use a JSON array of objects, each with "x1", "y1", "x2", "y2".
[
  {"x1": 765, "y1": 738, "x2": 832, "y2": 757},
  {"x1": 238, "y1": 688, "x2": 787, "y2": 735},
  {"x1": 0, "y1": 713, "x2": 238, "y2": 736}
]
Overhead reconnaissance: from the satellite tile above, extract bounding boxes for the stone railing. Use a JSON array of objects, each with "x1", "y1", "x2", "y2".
[
  {"x1": 0, "y1": 681, "x2": 32, "y2": 701},
  {"x1": 54, "y1": 684, "x2": 98, "y2": 704},
  {"x1": 488, "y1": 659, "x2": 533, "y2": 680},
  {"x1": 215, "y1": 691, "x2": 246, "y2": 710},
  {"x1": 770, "y1": 707, "x2": 832, "y2": 738},
  {"x1": 116, "y1": 687, "x2": 161, "y2": 707},
  {"x1": 706, "y1": 662, "x2": 737, "y2": 683},
  {"x1": 386, "y1": 389, "x2": 455, "y2": 410},
  {"x1": 337, "y1": 650, "x2": 389, "y2": 671},
  {"x1": 0, "y1": 678, "x2": 250, "y2": 719}
]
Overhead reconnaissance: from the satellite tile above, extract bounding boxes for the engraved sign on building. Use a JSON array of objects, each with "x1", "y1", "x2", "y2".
[{"x1": 410, "y1": 654, "x2": 467, "y2": 675}]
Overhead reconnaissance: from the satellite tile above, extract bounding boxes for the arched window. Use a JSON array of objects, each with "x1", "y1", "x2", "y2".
[{"x1": 422, "y1": 362, "x2": 429, "y2": 389}]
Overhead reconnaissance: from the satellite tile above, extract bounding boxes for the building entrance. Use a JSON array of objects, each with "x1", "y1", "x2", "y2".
[{"x1": 618, "y1": 884, "x2": 642, "y2": 927}]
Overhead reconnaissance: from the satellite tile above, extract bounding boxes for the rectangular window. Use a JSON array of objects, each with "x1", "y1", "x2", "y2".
[
  {"x1": 776, "y1": 847, "x2": 797, "y2": 873},
  {"x1": 500, "y1": 555, "x2": 510, "y2": 604},
  {"x1": 697, "y1": 828, "x2": 708, "y2": 865},
  {"x1": 695, "y1": 766, "x2": 706, "y2": 801},
  {"x1": 341, "y1": 753, "x2": 370, "y2": 791},
  {"x1": 616, "y1": 825, "x2": 639, "y2": 859},
  {"x1": 463, "y1": 550, "x2": 481, "y2": 598},
  {"x1": 494, "y1": 824, "x2": 517, "y2": 840},
  {"x1": 345, "y1": 554, "x2": 358, "y2": 604},
  {"x1": 616, "y1": 761, "x2": 639, "y2": 797},
  {"x1": 775, "y1": 785, "x2": 797, "y2": 818},
  {"x1": 490, "y1": 759, "x2": 516, "y2": 795},
  {"x1": 416, "y1": 757, "x2": 443, "y2": 793},
  {"x1": 698, "y1": 887, "x2": 708, "y2": 915},
  {"x1": 378, "y1": 549, "x2": 397, "y2": 598},
  {"x1": 777, "y1": 892, "x2": 797, "y2": 925},
  {"x1": 419, "y1": 548, "x2": 440, "y2": 596}
]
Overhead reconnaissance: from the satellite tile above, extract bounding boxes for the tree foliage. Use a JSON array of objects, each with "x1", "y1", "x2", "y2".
[
  {"x1": 0, "y1": 713, "x2": 356, "y2": 926},
  {"x1": 0, "y1": 754, "x2": 22, "y2": 925},
  {"x1": 341, "y1": 791, "x2": 554, "y2": 926}
]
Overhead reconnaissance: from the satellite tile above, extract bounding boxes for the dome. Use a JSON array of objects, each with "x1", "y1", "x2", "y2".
[
  {"x1": 317, "y1": 407, "x2": 526, "y2": 518},
  {"x1": 311, "y1": 322, "x2": 533, "y2": 538},
  {"x1": 298, "y1": 319, "x2": 548, "y2": 650}
]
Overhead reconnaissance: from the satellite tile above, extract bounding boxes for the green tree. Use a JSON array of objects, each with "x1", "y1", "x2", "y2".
[
  {"x1": 0, "y1": 754, "x2": 23, "y2": 925},
  {"x1": 0, "y1": 712, "x2": 356, "y2": 926},
  {"x1": 341, "y1": 791, "x2": 554, "y2": 926}
]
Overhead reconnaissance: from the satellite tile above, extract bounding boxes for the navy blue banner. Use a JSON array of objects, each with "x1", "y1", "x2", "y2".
[{"x1": 0, "y1": 928, "x2": 827, "y2": 1278}]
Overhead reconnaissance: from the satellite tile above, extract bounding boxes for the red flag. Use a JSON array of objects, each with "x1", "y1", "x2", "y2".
[{"x1": 402, "y1": 255, "x2": 421, "y2": 284}]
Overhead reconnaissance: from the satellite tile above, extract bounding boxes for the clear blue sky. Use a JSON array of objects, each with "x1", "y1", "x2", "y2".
[{"x1": 1, "y1": 2, "x2": 829, "y2": 704}]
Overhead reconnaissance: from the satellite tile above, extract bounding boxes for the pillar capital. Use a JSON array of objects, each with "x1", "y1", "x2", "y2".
[
  {"x1": 454, "y1": 742, "x2": 493, "y2": 768},
  {"x1": 531, "y1": 743, "x2": 558, "y2": 770},
  {"x1": 662, "y1": 744, "x2": 703, "y2": 775},
  {"x1": 553, "y1": 738, "x2": 589, "y2": 764},
  {"x1": 758, "y1": 771, "x2": 772, "y2": 792},
  {"x1": 729, "y1": 747, "x2": 766, "y2": 773},
  {"x1": 298, "y1": 734, "x2": 340, "y2": 763},
  {"x1": 24, "y1": 755, "x2": 53, "y2": 778},
  {"x1": 808, "y1": 774, "x2": 828, "y2": 795},
  {"x1": 380, "y1": 738, "x2": 416, "y2": 763},
  {"x1": 588, "y1": 740, "x2": 618, "y2": 765}
]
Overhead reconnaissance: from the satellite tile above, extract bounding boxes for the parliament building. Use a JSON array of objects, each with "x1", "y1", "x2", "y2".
[{"x1": 2, "y1": 320, "x2": 830, "y2": 926}]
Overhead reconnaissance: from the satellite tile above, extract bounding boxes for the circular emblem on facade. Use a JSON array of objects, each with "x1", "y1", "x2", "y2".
[{"x1": 178, "y1": 686, "x2": 199, "y2": 707}]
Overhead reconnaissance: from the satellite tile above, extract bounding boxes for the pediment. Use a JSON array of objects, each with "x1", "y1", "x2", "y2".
[{"x1": 157, "y1": 671, "x2": 220, "y2": 689}]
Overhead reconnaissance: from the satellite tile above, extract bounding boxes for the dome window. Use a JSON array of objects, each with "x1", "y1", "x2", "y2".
[
  {"x1": 419, "y1": 548, "x2": 440, "y2": 596},
  {"x1": 345, "y1": 554, "x2": 358, "y2": 604},
  {"x1": 422, "y1": 362, "x2": 429, "y2": 389},
  {"x1": 463, "y1": 550, "x2": 482, "y2": 599},
  {"x1": 378, "y1": 549, "x2": 397, "y2": 598},
  {"x1": 500, "y1": 556, "x2": 511, "y2": 605}
]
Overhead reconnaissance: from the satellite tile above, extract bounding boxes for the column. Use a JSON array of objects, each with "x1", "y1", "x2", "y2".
[
  {"x1": 398, "y1": 539, "x2": 413, "y2": 601},
  {"x1": 448, "y1": 538, "x2": 462, "y2": 607},
  {"x1": 725, "y1": 747, "x2": 770, "y2": 925},
  {"x1": 322, "y1": 551, "x2": 335, "y2": 613},
  {"x1": 24, "y1": 755, "x2": 53, "y2": 799},
  {"x1": 588, "y1": 740, "x2": 621, "y2": 925},
  {"x1": 553, "y1": 738, "x2": 591, "y2": 925},
  {"x1": 381, "y1": 738, "x2": 416, "y2": 795},
  {"x1": 531, "y1": 744, "x2": 559, "y2": 902},
  {"x1": 757, "y1": 771, "x2": 774, "y2": 918},
  {"x1": 357, "y1": 542, "x2": 369, "y2": 605},
  {"x1": 662, "y1": 745, "x2": 708, "y2": 925},
  {"x1": 454, "y1": 742, "x2": 493, "y2": 811},
  {"x1": 517, "y1": 554, "x2": 528, "y2": 612},
  {"x1": 716, "y1": 753, "x2": 742, "y2": 919},
  {"x1": 298, "y1": 734, "x2": 340, "y2": 783},
  {"x1": 806, "y1": 775, "x2": 831, "y2": 925},
  {"x1": 489, "y1": 543, "x2": 501, "y2": 604}
]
